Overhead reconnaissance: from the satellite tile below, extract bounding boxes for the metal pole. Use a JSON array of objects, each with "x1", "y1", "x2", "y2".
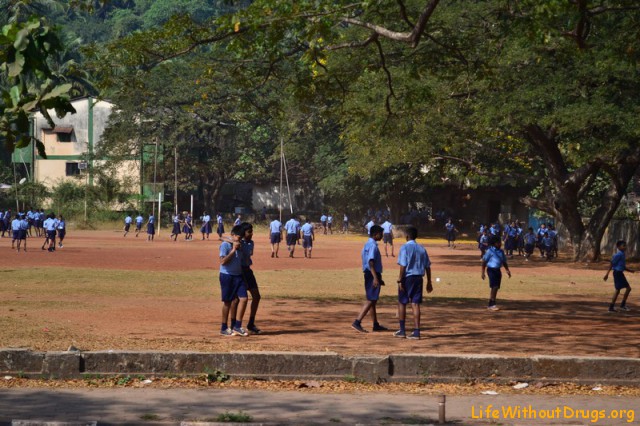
[
  {"x1": 12, "y1": 160, "x2": 19, "y2": 211},
  {"x1": 174, "y1": 146, "x2": 178, "y2": 215},
  {"x1": 282, "y1": 148, "x2": 293, "y2": 214},
  {"x1": 157, "y1": 192, "x2": 162, "y2": 236},
  {"x1": 438, "y1": 394, "x2": 446, "y2": 424},
  {"x1": 279, "y1": 139, "x2": 283, "y2": 223},
  {"x1": 153, "y1": 138, "x2": 158, "y2": 214},
  {"x1": 190, "y1": 194, "x2": 194, "y2": 219}
]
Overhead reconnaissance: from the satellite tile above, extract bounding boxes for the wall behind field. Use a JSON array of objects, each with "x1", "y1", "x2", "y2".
[{"x1": 557, "y1": 219, "x2": 640, "y2": 259}]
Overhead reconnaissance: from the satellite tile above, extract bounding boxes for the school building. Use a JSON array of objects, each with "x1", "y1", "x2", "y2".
[{"x1": 12, "y1": 97, "x2": 142, "y2": 199}]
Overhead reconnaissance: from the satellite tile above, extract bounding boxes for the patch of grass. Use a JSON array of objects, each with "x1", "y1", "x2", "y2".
[
  {"x1": 204, "y1": 368, "x2": 230, "y2": 383},
  {"x1": 343, "y1": 374, "x2": 365, "y2": 384},
  {"x1": 216, "y1": 411, "x2": 252, "y2": 422},
  {"x1": 140, "y1": 413, "x2": 161, "y2": 421},
  {"x1": 116, "y1": 375, "x2": 132, "y2": 386}
]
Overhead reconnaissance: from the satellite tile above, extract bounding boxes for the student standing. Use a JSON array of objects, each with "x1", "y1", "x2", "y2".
[
  {"x1": 301, "y1": 218, "x2": 315, "y2": 258},
  {"x1": 219, "y1": 225, "x2": 249, "y2": 336},
  {"x1": 234, "y1": 214, "x2": 241, "y2": 227},
  {"x1": 284, "y1": 215, "x2": 299, "y2": 258},
  {"x1": 19, "y1": 214, "x2": 28, "y2": 252},
  {"x1": 57, "y1": 215, "x2": 66, "y2": 248},
  {"x1": 523, "y1": 227, "x2": 536, "y2": 261},
  {"x1": 146, "y1": 214, "x2": 156, "y2": 242},
  {"x1": 381, "y1": 217, "x2": 395, "y2": 257},
  {"x1": 43, "y1": 213, "x2": 57, "y2": 252},
  {"x1": 201, "y1": 212, "x2": 211, "y2": 240},
  {"x1": 269, "y1": 217, "x2": 282, "y2": 258},
  {"x1": 445, "y1": 219, "x2": 456, "y2": 248},
  {"x1": 603, "y1": 240, "x2": 633, "y2": 313},
  {"x1": 365, "y1": 217, "x2": 375, "y2": 235},
  {"x1": 216, "y1": 213, "x2": 225, "y2": 240},
  {"x1": 342, "y1": 213, "x2": 349, "y2": 233},
  {"x1": 183, "y1": 212, "x2": 193, "y2": 240},
  {"x1": 320, "y1": 213, "x2": 328, "y2": 235},
  {"x1": 394, "y1": 226, "x2": 432, "y2": 340},
  {"x1": 327, "y1": 214, "x2": 333, "y2": 235},
  {"x1": 240, "y1": 222, "x2": 262, "y2": 334},
  {"x1": 170, "y1": 213, "x2": 182, "y2": 242},
  {"x1": 11, "y1": 214, "x2": 21, "y2": 251},
  {"x1": 351, "y1": 225, "x2": 388, "y2": 333},
  {"x1": 481, "y1": 236, "x2": 511, "y2": 311}
]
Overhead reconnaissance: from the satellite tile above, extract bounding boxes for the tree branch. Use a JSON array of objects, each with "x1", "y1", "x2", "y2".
[
  {"x1": 396, "y1": 0, "x2": 415, "y2": 29},
  {"x1": 374, "y1": 38, "x2": 395, "y2": 116},
  {"x1": 326, "y1": 32, "x2": 378, "y2": 51}
]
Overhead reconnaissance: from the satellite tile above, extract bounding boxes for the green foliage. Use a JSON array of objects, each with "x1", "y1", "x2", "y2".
[
  {"x1": 204, "y1": 368, "x2": 230, "y2": 383},
  {"x1": 215, "y1": 411, "x2": 252, "y2": 423}
]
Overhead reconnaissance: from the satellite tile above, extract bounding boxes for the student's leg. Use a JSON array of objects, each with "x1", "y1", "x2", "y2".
[
  {"x1": 620, "y1": 287, "x2": 631, "y2": 307},
  {"x1": 235, "y1": 297, "x2": 248, "y2": 327},
  {"x1": 248, "y1": 287, "x2": 261, "y2": 327},
  {"x1": 355, "y1": 301, "x2": 374, "y2": 322},
  {"x1": 411, "y1": 303, "x2": 421, "y2": 331},
  {"x1": 384, "y1": 243, "x2": 389, "y2": 257},
  {"x1": 369, "y1": 300, "x2": 379, "y2": 324},
  {"x1": 229, "y1": 298, "x2": 239, "y2": 328},
  {"x1": 610, "y1": 289, "x2": 620, "y2": 310},
  {"x1": 390, "y1": 241, "x2": 394, "y2": 257},
  {"x1": 222, "y1": 300, "x2": 233, "y2": 330},
  {"x1": 489, "y1": 287, "x2": 499, "y2": 307},
  {"x1": 396, "y1": 302, "x2": 407, "y2": 335},
  {"x1": 275, "y1": 242, "x2": 279, "y2": 257},
  {"x1": 308, "y1": 245, "x2": 312, "y2": 258}
]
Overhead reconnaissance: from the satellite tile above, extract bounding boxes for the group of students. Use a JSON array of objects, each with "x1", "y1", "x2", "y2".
[
  {"x1": 268, "y1": 215, "x2": 316, "y2": 258},
  {"x1": 477, "y1": 221, "x2": 558, "y2": 261},
  {"x1": 123, "y1": 211, "x2": 238, "y2": 242},
  {"x1": 0, "y1": 208, "x2": 66, "y2": 252}
]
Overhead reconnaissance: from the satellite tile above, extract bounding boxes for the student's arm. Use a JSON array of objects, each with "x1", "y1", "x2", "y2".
[
  {"x1": 603, "y1": 262, "x2": 613, "y2": 281},
  {"x1": 481, "y1": 260, "x2": 487, "y2": 280},
  {"x1": 397, "y1": 265, "x2": 406, "y2": 291},
  {"x1": 503, "y1": 259, "x2": 512, "y2": 278},
  {"x1": 425, "y1": 266, "x2": 433, "y2": 293},
  {"x1": 311, "y1": 229, "x2": 315, "y2": 240},
  {"x1": 369, "y1": 259, "x2": 381, "y2": 287},
  {"x1": 220, "y1": 242, "x2": 241, "y2": 265}
]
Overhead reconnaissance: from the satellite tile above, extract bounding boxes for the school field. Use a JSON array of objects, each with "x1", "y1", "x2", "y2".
[{"x1": 1, "y1": 228, "x2": 638, "y2": 358}]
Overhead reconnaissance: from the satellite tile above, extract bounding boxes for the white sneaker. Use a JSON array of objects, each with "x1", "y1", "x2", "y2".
[{"x1": 487, "y1": 305, "x2": 500, "y2": 311}]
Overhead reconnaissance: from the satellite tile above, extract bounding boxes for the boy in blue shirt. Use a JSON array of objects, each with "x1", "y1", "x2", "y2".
[
  {"x1": 524, "y1": 227, "x2": 537, "y2": 261},
  {"x1": 352, "y1": 225, "x2": 388, "y2": 333},
  {"x1": 478, "y1": 229, "x2": 489, "y2": 259},
  {"x1": 542, "y1": 232, "x2": 554, "y2": 261},
  {"x1": 301, "y1": 218, "x2": 315, "y2": 258},
  {"x1": 123, "y1": 214, "x2": 132, "y2": 237},
  {"x1": 11, "y1": 214, "x2": 21, "y2": 252},
  {"x1": 146, "y1": 214, "x2": 155, "y2": 241},
  {"x1": 135, "y1": 212, "x2": 144, "y2": 237},
  {"x1": 269, "y1": 217, "x2": 282, "y2": 258},
  {"x1": 603, "y1": 240, "x2": 634, "y2": 313},
  {"x1": 445, "y1": 219, "x2": 456, "y2": 248},
  {"x1": 284, "y1": 215, "x2": 299, "y2": 258},
  {"x1": 481, "y1": 236, "x2": 511, "y2": 311},
  {"x1": 320, "y1": 213, "x2": 327, "y2": 234},
  {"x1": 394, "y1": 226, "x2": 433, "y2": 339},
  {"x1": 381, "y1": 218, "x2": 395, "y2": 257},
  {"x1": 219, "y1": 225, "x2": 249, "y2": 336},
  {"x1": 239, "y1": 222, "x2": 262, "y2": 334}
]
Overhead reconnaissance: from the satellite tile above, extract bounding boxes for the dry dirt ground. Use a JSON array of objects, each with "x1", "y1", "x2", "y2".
[{"x1": 1, "y1": 229, "x2": 638, "y2": 358}]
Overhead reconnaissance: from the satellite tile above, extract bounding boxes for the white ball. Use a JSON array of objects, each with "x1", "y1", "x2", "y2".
[{"x1": 435, "y1": 277, "x2": 441, "y2": 282}]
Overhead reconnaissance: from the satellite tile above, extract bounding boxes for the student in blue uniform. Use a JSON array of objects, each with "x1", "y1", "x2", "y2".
[
  {"x1": 123, "y1": 214, "x2": 132, "y2": 237},
  {"x1": 394, "y1": 226, "x2": 433, "y2": 340},
  {"x1": 11, "y1": 214, "x2": 21, "y2": 251},
  {"x1": 548, "y1": 225, "x2": 559, "y2": 258},
  {"x1": 523, "y1": 227, "x2": 536, "y2": 261},
  {"x1": 365, "y1": 217, "x2": 375, "y2": 235},
  {"x1": 43, "y1": 213, "x2": 57, "y2": 252},
  {"x1": 541, "y1": 232, "x2": 554, "y2": 261},
  {"x1": 445, "y1": 219, "x2": 457, "y2": 248},
  {"x1": 320, "y1": 213, "x2": 328, "y2": 235},
  {"x1": 327, "y1": 214, "x2": 333, "y2": 234},
  {"x1": 603, "y1": 240, "x2": 634, "y2": 313},
  {"x1": 504, "y1": 221, "x2": 518, "y2": 258},
  {"x1": 481, "y1": 235, "x2": 511, "y2": 311},
  {"x1": 269, "y1": 217, "x2": 282, "y2": 258},
  {"x1": 135, "y1": 212, "x2": 144, "y2": 237},
  {"x1": 536, "y1": 223, "x2": 547, "y2": 257},
  {"x1": 301, "y1": 218, "x2": 315, "y2": 258},
  {"x1": 219, "y1": 225, "x2": 248, "y2": 337},
  {"x1": 239, "y1": 222, "x2": 262, "y2": 334},
  {"x1": 146, "y1": 214, "x2": 156, "y2": 241},
  {"x1": 284, "y1": 214, "x2": 299, "y2": 258},
  {"x1": 351, "y1": 225, "x2": 388, "y2": 333},
  {"x1": 183, "y1": 212, "x2": 193, "y2": 240},
  {"x1": 478, "y1": 229, "x2": 489, "y2": 258},
  {"x1": 234, "y1": 214, "x2": 241, "y2": 227},
  {"x1": 170, "y1": 213, "x2": 182, "y2": 241},
  {"x1": 381, "y1": 217, "x2": 395, "y2": 257},
  {"x1": 57, "y1": 215, "x2": 66, "y2": 248},
  {"x1": 216, "y1": 213, "x2": 225, "y2": 240},
  {"x1": 201, "y1": 212, "x2": 211, "y2": 240},
  {"x1": 342, "y1": 213, "x2": 349, "y2": 233}
]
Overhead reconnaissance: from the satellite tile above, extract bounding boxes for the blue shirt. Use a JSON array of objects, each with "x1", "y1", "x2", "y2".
[
  {"x1": 203, "y1": 214, "x2": 211, "y2": 223},
  {"x1": 125, "y1": 216, "x2": 132, "y2": 224},
  {"x1": 365, "y1": 221, "x2": 375, "y2": 233},
  {"x1": 611, "y1": 250, "x2": 626, "y2": 272},
  {"x1": 148, "y1": 215, "x2": 155, "y2": 224},
  {"x1": 44, "y1": 218, "x2": 57, "y2": 231},
  {"x1": 234, "y1": 218, "x2": 241, "y2": 226},
  {"x1": 445, "y1": 223, "x2": 455, "y2": 232},
  {"x1": 136, "y1": 215, "x2": 143, "y2": 224},
  {"x1": 241, "y1": 240, "x2": 253, "y2": 267},
  {"x1": 284, "y1": 219, "x2": 297, "y2": 234},
  {"x1": 173, "y1": 215, "x2": 180, "y2": 223},
  {"x1": 320, "y1": 215, "x2": 327, "y2": 222},
  {"x1": 542, "y1": 236, "x2": 553, "y2": 247},
  {"x1": 524, "y1": 233, "x2": 536, "y2": 245},
  {"x1": 301, "y1": 223, "x2": 313, "y2": 236},
  {"x1": 398, "y1": 240, "x2": 430, "y2": 277},
  {"x1": 219, "y1": 241, "x2": 243, "y2": 275},
  {"x1": 507, "y1": 226, "x2": 518, "y2": 237},
  {"x1": 217, "y1": 215, "x2": 223, "y2": 224},
  {"x1": 362, "y1": 238, "x2": 382, "y2": 273},
  {"x1": 269, "y1": 220, "x2": 282, "y2": 234},
  {"x1": 381, "y1": 221, "x2": 393, "y2": 234},
  {"x1": 483, "y1": 246, "x2": 507, "y2": 269},
  {"x1": 327, "y1": 215, "x2": 333, "y2": 223},
  {"x1": 20, "y1": 219, "x2": 28, "y2": 230},
  {"x1": 57, "y1": 220, "x2": 65, "y2": 230},
  {"x1": 11, "y1": 219, "x2": 20, "y2": 231}
]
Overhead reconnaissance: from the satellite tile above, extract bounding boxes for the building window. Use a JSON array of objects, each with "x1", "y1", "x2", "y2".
[
  {"x1": 57, "y1": 133, "x2": 72, "y2": 142},
  {"x1": 65, "y1": 162, "x2": 81, "y2": 176}
]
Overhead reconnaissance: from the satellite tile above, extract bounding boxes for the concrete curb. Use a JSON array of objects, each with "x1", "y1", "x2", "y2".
[{"x1": 1, "y1": 349, "x2": 639, "y2": 385}]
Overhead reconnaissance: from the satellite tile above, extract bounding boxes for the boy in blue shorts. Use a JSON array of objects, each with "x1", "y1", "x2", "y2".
[
  {"x1": 381, "y1": 217, "x2": 395, "y2": 257},
  {"x1": 239, "y1": 222, "x2": 262, "y2": 334},
  {"x1": 352, "y1": 225, "x2": 388, "y2": 333},
  {"x1": 603, "y1": 240, "x2": 634, "y2": 313},
  {"x1": 135, "y1": 212, "x2": 143, "y2": 237},
  {"x1": 301, "y1": 218, "x2": 315, "y2": 258},
  {"x1": 269, "y1": 217, "x2": 282, "y2": 258},
  {"x1": 481, "y1": 235, "x2": 511, "y2": 311},
  {"x1": 523, "y1": 227, "x2": 536, "y2": 261},
  {"x1": 394, "y1": 226, "x2": 433, "y2": 340},
  {"x1": 123, "y1": 214, "x2": 132, "y2": 237},
  {"x1": 284, "y1": 214, "x2": 299, "y2": 258},
  {"x1": 219, "y1": 225, "x2": 249, "y2": 336}
]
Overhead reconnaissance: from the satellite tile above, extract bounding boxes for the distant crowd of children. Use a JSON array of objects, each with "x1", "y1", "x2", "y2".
[
  {"x1": 476, "y1": 221, "x2": 558, "y2": 261},
  {"x1": 0, "y1": 208, "x2": 66, "y2": 252}
]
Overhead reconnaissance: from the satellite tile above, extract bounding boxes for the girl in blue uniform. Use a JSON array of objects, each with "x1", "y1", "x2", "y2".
[
  {"x1": 170, "y1": 213, "x2": 182, "y2": 241},
  {"x1": 481, "y1": 236, "x2": 511, "y2": 311},
  {"x1": 182, "y1": 212, "x2": 193, "y2": 240},
  {"x1": 57, "y1": 215, "x2": 66, "y2": 248}
]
